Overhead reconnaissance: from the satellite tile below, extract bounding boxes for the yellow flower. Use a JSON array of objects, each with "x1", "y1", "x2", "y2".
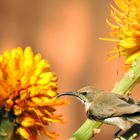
[
  {"x1": 102, "y1": 0, "x2": 140, "y2": 64},
  {"x1": 0, "y1": 47, "x2": 64, "y2": 140}
]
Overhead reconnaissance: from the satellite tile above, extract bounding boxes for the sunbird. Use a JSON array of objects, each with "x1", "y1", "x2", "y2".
[{"x1": 57, "y1": 86, "x2": 140, "y2": 136}]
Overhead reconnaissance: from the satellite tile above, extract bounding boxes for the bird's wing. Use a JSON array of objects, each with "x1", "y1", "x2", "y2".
[
  {"x1": 87, "y1": 93, "x2": 140, "y2": 120},
  {"x1": 111, "y1": 94, "x2": 140, "y2": 116},
  {"x1": 116, "y1": 94, "x2": 139, "y2": 105}
]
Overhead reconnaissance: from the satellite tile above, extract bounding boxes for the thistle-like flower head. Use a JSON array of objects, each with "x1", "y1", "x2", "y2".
[
  {"x1": 0, "y1": 47, "x2": 63, "y2": 139},
  {"x1": 104, "y1": 0, "x2": 140, "y2": 64}
]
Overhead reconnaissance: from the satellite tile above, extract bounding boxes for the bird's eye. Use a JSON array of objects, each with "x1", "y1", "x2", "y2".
[{"x1": 81, "y1": 92, "x2": 87, "y2": 95}]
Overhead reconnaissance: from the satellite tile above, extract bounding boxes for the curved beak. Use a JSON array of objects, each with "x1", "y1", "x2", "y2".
[{"x1": 57, "y1": 92, "x2": 78, "y2": 98}]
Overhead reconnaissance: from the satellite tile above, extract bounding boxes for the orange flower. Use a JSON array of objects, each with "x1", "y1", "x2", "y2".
[
  {"x1": 0, "y1": 47, "x2": 64, "y2": 139},
  {"x1": 102, "y1": 0, "x2": 140, "y2": 65}
]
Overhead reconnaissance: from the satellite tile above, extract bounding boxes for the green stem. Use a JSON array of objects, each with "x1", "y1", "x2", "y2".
[
  {"x1": 112, "y1": 60, "x2": 140, "y2": 95},
  {"x1": 70, "y1": 120, "x2": 102, "y2": 140},
  {"x1": 0, "y1": 118, "x2": 14, "y2": 140},
  {"x1": 71, "y1": 59, "x2": 140, "y2": 140}
]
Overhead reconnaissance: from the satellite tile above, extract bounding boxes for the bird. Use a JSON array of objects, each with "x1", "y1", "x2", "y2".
[{"x1": 57, "y1": 86, "x2": 140, "y2": 137}]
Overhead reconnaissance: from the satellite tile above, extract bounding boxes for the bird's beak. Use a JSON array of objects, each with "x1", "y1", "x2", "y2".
[{"x1": 57, "y1": 92, "x2": 78, "y2": 98}]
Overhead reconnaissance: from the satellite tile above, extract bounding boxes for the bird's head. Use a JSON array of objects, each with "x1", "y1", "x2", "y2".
[{"x1": 57, "y1": 86, "x2": 103, "y2": 103}]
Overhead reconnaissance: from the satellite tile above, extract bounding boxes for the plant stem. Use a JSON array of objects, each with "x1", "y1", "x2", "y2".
[
  {"x1": 71, "y1": 59, "x2": 140, "y2": 140},
  {"x1": 70, "y1": 120, "x2": 102, "y2": 140},
  {"x1": 0, "y1": 118, "x2": 14, "y2": 140}
]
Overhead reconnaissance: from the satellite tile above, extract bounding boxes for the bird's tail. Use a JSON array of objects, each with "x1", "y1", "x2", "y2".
[{"x1": 127, "y1": 116, "x2": 140, "y2": 124}]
